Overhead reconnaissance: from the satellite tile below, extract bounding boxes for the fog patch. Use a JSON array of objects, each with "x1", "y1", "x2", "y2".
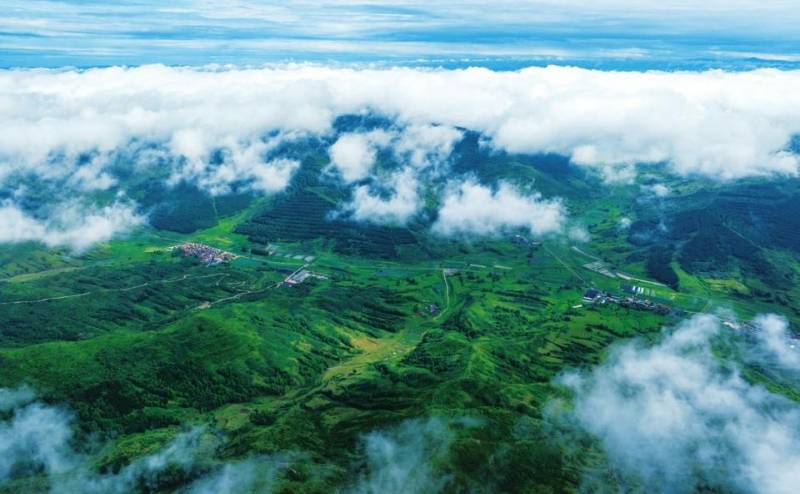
[
  {"x1": 0, "y1": 388, "x2": 295, "y2": 494},
  {"x1": 344, "y1": 417, "x2": 456, "y2": 494},
  {"x1": 553, "y1": 314, "x2": 800, "y2": 494},
  {"x1": 0, "y1": 386, "x2": 36, "y2": 412},
  {"x1": 183, "y1": 455, "x2": 294, "y2": 494},
  {"x1": 567, "y1": 226, "x2": 590, "y2": 243},
  {"x1": 0, "y1": 395, "x2": 77, "y2": 482},
  {"x1": 750, "y1": 314, "x2": 800, "y2": 373},
  {"x1": 0, "y1": 200, "x2": 143, "y2": 252}
]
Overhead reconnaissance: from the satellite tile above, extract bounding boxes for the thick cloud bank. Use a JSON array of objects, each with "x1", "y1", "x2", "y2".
[
  {"x1": 3, "y1": 65, "x2": 800, "y2": 183},
  {"x1": 558, "y1": 314, "x2": 800, "y2": 494},
  {"x1": 3, "y1": 64, "x2": 800, "y2": 248}
]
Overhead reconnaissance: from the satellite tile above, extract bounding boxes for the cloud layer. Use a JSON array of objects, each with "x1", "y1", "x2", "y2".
[
  {"x1": 558, "y1": 314, "x2": 800, "y2": 494},
  {"x1": 4, "y1": 64, "x2": 800, "y2": 248},
  {"x1": 4, "y1": 65, "x2": 800, "y2": 185}
]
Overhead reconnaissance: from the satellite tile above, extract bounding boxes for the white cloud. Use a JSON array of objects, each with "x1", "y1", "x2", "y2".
[
  {"x1": 345, "y1": 168, "x2": 421, "y2": 225},
  {"x1": 567, "y1": 226, "x2": 590, "y2": 242},
  {"x1": 3, "y1": 65, "x2": 800, "y2": 191},
  {"x1": 752, "y1": 314, "x2": 800, "y2": 371},
  {"x1": 196, "y1": 153, "x2": 300, "y2": 195},
  {"x1": 186, "y1": 456, "x2": 291, "y2": 494},
  {"x1": 327, "y1": 124, "x2": 461, "y2": 184},
  {"x1": 328, "y1": 130, "x2": 393, "y2": 183},
  {"x1": 246, "y1": 158, "x2": 301, "y2": 194},
  {"x1": 167, "y1": 131, "x2": 300, "y2": 194},
  {"x1": 433, "y1": 180, "x2": 565, "y2": 237},
  {"x1": 0, "y1": 201, "x2": 143, "y2": 252},
  {"x1": 393, "y1": 124, "x2": 463, "y2": 169},
  {"x1": 642, "y1": 183, "x2": 671, "y2": 198},
  {"x1": 0, "y1": 400, "x2": 77, "y2": 481},
  {"x1": 4, "y1": 64, "x2": 800, "y2": 249},
  {"x1": 345, "y1": 417, "x2": 454, "y2": 494},
  {"x1": 0, "y1": 386, "x2": 457, "y2": 494},
  {"x1": 0, "y1": 386, "x2": 36, "y2": 412},
  {"x1": 557, "y1": 314, "x2": 800, "y2": 494},
  {"x1": 67, "y1": 155, "x2": 117, "y2": 191},
  {"x1": 0, "y1": 388, "x2": 294, "y2": 494},
  {"x1": 331, "y1": 124, "x2": 463, "y2": 227}
]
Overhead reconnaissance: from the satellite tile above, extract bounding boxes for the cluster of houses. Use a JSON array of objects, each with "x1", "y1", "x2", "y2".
[
  {"x1": 582, "y1": 287, "x2": 670, "y2": 315},
  {"x1": 173, "y1": 243, "x2": 236, "y2": 265}
]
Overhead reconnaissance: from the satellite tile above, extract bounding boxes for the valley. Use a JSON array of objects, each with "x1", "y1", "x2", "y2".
[{"x1": 2, "y1": 146, "x2": 799, "y2": 492}]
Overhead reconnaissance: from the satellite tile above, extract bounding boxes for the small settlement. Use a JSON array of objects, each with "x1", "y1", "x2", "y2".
[
  {"x1": 582, "y1": 285, "x2": 670, "y2": 314},
  {"x1": 172, "y1": 243, "x2": 236, "y2": 265}
]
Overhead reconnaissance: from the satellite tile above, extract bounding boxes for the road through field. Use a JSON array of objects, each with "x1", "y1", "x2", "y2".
[
  {"x1": 433, "y1": 268, "x2": 450, "y2": 321},
  {"x1": 0, "y1": 273, "x2": 227, "y2": 306}
]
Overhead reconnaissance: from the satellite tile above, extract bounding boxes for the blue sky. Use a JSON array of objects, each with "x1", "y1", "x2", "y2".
[{"x1": 2, "y1": 0, "x2": 800, "y2": 68}]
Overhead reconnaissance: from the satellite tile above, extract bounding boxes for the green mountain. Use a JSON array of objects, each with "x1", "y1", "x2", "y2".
[{"x1": 2, "y1": 137, "x2": 799, "y2": 493}]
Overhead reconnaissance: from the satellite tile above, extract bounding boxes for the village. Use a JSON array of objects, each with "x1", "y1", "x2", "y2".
[
  {"x1": 581, "y1": 285, "x2": 671, "y2": 315},
  {"x1": 172, "y1": 243, "x2": 237, "y2": 265}
]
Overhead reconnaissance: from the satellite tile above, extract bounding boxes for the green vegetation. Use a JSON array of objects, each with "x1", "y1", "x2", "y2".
[{"x1": 2, "y1": 145, "x2": 800, "y2": 492}]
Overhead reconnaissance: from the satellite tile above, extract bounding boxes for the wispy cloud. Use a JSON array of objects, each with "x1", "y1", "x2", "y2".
[
  {"x1": 0, "y1": 388, "x2": 461, "y2": 493},
  {"x1": 0, "y1": 388, "x2": 295, "y2": 493},
  {"x1": 2, "y1": 1, "x2": 800, "y2": 67},
  {"x1": 0, "y1": 200, "x2": 143, "y2": 252},
  {"x1": 343, "y1": 417, "x2": 456, "y2": 494}
]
